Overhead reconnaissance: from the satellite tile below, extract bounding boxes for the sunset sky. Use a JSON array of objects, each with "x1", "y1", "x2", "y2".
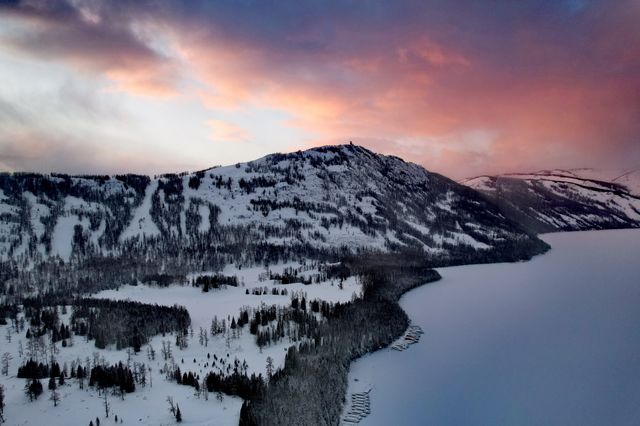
[{"x1": 0, "y1": 0, "x2": 638, "y2": 179}]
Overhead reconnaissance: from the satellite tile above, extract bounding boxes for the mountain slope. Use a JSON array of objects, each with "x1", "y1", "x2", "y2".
[
  {"x1": 461, "y1": 169, "x2": 640, "y2": 233},
  {"x1": 0, "y1": 145, "x2": 545, "y2": 280},
  {"x1": 612, "y1": 168, "x2": 640, "y2": 196}
]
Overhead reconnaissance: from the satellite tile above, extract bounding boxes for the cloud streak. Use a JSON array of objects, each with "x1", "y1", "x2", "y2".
[{"x1": 0, "y1": 0, "x2": 638, "y2": 177}]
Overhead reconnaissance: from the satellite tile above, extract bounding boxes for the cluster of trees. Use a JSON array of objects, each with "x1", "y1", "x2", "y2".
[
  {"x1": 18, "y1": 296, "x2": 190, "y2": 352},
  {"x1": 23, "y1": 306, "x2": 71, "y2": 343},
  {"x1": 150, "y1": 175, "x2": 184, "y2": 237},
  {"x1": 17, "y1": 359, "x2": 61, "y2": 379},
  {"x1": 16, "y1": 359, "x2": 67, "y2": 404},
  {"x1": 244, "y1": 300, "x2": 333, "y2": 348},
  {"x1": 70, "y1": 298, "x2": 190, "y2": 351},
  {"x1": 0, "y1": 305, "x2": 19, "y2": 325},
  {"x1": 267, "y1": 268, "x2": 312, "y2": 285},
  {"x1": 192, "y1": 274, "x2": 238, "y2": 292},
  {"x1": 0, "y1": 172, "x2": 149, "y2": 261},
  {"x1": 238, "y1": 176, "x2": 277, "y2": 194},
  {"x1": 205, "y1": 370, "x2": 265, "y2": 400},
  {"x1": 211, "y1": 174, "x2": 233, "y2": 191},
  {"x1": 239, "y1": 254, "x2": 441, "y2": 425},
  {"x1": 14, "y1": 355, "x2": 146, "y2": 418},
  {"x1": 88, "y1": 363, "x2": 135, "y2": 394},
  {"x1": 172, "y1": 367, "x2": 199, "y2": 389},
  {"x1": 25, "y1": 378, "x2": 43, "y2": 401},
  {"x1": 187, "y1": 171, "x2": 205, "y2": 190},
  {"x1": 246, "y1": 286, "x2": 289, "y2": 296},
  {"x1": 0, "y1": 214, "x2": 333, "y2": 301},
  {"x1": 140, "y1": 273, "x2": 185, "y2": 287}
]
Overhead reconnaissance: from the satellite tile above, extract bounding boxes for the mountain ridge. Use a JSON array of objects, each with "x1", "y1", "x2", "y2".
[
  {"x1": 461, "y1": 168, "x2": 640, "y2": 233},
  {"x1": 0, "y1": 144, "x2": 547, "y2": 296}
]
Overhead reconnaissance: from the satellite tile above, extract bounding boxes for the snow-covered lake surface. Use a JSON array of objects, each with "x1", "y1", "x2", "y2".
[{"x1": 347, "y1": 229, "x2": 640, "y2": 426}]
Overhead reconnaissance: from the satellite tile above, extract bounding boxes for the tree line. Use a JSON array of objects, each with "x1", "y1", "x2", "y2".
[{"x1": 239, "y1": 253, "x2": 441, "y2": 425}]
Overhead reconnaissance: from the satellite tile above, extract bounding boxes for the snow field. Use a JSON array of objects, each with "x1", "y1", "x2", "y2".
[{"x1": 0, "y1": 261, "x2": 362, "y2": 425}]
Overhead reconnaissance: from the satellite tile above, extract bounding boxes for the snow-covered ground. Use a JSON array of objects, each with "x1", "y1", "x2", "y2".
[
  {"x1": 120, "y1": 180, "x2": 161, "y2": 242},
  {"x1": 346, "y1": 229, "x2": 640, "y2": 425},
  {"x1": 95, "y1": 262, "x2": 361, "y2": 346},
  {"x1": 0, "y1": 262, "x2": 361, "y2": 425},
  {"x1": 1, "y1": 303, "x2": 243, "y2": 426}
]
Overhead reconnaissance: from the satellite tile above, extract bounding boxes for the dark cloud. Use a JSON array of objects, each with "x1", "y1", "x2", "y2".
[
  {"x1": 0, "y1": 0, "x2": 638, "y2": 175},
  {"x1": 0, "y1": 0, "x2": 178, "y2": 95}
]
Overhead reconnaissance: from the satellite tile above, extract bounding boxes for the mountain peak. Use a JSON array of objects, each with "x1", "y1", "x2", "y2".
[{"x1": 0, "y1": 144, "x2": 544, "y2": 269}]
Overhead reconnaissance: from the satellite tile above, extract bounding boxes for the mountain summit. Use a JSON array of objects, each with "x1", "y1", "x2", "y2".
[{"x1": 0, "y1": 144, "x2": 544, "y2": 287}]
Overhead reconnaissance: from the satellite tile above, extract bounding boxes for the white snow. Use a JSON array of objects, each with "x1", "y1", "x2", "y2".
[
  {"x1": 459, "y1": 176, "x2": 495, "y2": 191},
  {"x1": 613, "y1": 168, "x2": 640, "y2": 196},
  {"x1": 51, "y1": 215, "x2": 88, "y2": 261},
  {"x1": 197, "y1": 204, "x2": 210, "y2": 233},
  {"x1": 461, "y1": 168, "x2": 640, "y2": 229},
  {"x1": 0, "y1": 262, "x2": 362, "y2": 426},
  {"x1": 120, "y1": 180, "x2": 161, "y2": 242}
]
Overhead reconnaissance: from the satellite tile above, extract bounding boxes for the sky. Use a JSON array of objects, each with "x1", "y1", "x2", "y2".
[{"x1": 0, "y1": 0, "x2": 638, "y2": 179}]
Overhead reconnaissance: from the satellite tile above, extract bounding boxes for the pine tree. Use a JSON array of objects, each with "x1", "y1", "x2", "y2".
[
  {"x1": 175, "y1": 404, "x2": 182, "y2": 423},
  {"x1": 266, "y1": 356, "x2": 274, "y2": 381},
  {"x1": 25, "y1": 378, "x2": 43, "y2": 401},
  {"x1": 0, "y1": 384, "x2": 5, "y2": 424}
]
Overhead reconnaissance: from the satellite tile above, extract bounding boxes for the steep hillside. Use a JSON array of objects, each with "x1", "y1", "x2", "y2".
[
  {"x1": 461, "y1": 169, "x2": 640, "y2": 233},
  {"x1": 0, "y1": 144, "x2": 546, "y2": 295},
  {"x1": 612, "y1": 168, "x2": 640, "y2": 196}
]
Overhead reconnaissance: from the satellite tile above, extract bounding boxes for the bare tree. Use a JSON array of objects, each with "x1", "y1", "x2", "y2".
[
  {"x1": 202, "y1": 378, "x2": 208, "y2": 401},
  {"x1": 103, "y1": 390, "x2": 110, "y2": 418},
  {"x1": 126, "y1": 348, "x2": 133, "y2": 369},
  {"x1": 166, "y1": 396, "x2": 176, "y2": 417},
  {"x1": 50, "y1": 389, "x2": 60, "y2": 407},
  {"x1": 1, "y1": 353, "x2": 12, "y2": 376},
  {"x1": 147, "y1": 344, "x2": 156, "y2": 361},
  {"x1": 161, "y1": 341, "x2": 172, "y2": 361}
]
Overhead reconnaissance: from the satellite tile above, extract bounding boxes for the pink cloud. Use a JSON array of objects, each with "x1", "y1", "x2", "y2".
[
  {"x1": 207, "y1": 119, "x2": 250, "y2": 143},
  {"x1": 0, "y1": 0, "x2": 638, "y2": 177}
]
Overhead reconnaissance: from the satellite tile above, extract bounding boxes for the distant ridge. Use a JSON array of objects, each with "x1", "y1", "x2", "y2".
[{"x1": 461, "y1": 168, "x2": 640, "y2": 233}]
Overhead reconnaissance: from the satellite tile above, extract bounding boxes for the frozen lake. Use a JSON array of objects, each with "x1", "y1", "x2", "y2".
[{"x1": 348, "y1": 229, "x2": 640, "y2": 426}]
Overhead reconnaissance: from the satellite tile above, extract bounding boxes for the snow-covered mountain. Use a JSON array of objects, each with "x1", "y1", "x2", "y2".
[
  {"x1": 0, "y1": 144, "x2": 543, "y2": 271},
  {"x1": 461, "y1": 168, "x2": 640, "y2": 233},
  {"x1": 612, "y1": 168, "x2": 640, "y2": 197}
]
